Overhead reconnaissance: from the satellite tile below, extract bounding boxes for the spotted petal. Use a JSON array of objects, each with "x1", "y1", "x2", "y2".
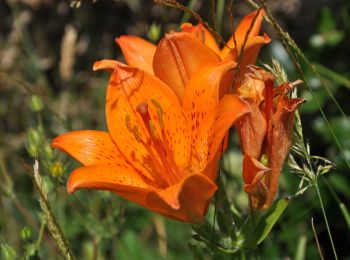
[
  {"x1": 105, "y1": 63, "x2": 191, "y2": 175},
  {"x1": 67, "y1": 165, "x2": 152, "y2": 205},
  {"x1": 182, "y1": 60, "x2": 237, "y2": 172},
  {"x1": 52, "y1": 130, "x2": 123, "y2": 166}
]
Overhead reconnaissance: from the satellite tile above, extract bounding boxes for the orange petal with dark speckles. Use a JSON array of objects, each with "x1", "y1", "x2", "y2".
[{"x1": 52, "y1": 130, "x2": 123, "y2": 167}]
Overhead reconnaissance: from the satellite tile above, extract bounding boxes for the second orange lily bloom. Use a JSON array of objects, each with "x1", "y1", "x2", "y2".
[{"x1": 235, "y1": 67, "x2": 305, "y2": 209}]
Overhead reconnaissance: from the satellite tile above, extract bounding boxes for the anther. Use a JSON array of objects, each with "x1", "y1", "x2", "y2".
[
  {"x1": 200, "y1": 29, "x2": 205, "y2": 43},
  {"x1": 133, "y1": 126, "x2": 142, "y2": 143},
  {"x1": 148, "y1": 121, "x2": 159, "y2": 140},
  {"x1": 136, "y1": 102, "x2": 151, "y2": 124},
  {"x1": 125, "y1": 115, "x2": 133, "y2": 132},
  {"x1": 151, "y1": 99, "x2": 164, "y2": 129}
]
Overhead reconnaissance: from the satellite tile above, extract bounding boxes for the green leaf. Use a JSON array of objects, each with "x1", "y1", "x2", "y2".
[
  {"x1": 241, "y1": 198, "x2": 289, "y2": 248},
  {"x1": 339, "y1": 203, "x2": 350, "y2": 229},
  {"x1": 0, "y1": 243, "x2": 16, "y2": 260},
  {"x1": 192, "y1": 221, "x2": 238, "y2": 254},
  {"x1": 294, "y1": 235, "x2": 307, "y2": 260},
  {"x1": 318, "y1": 8, "x2": 336, "y2": 33}
]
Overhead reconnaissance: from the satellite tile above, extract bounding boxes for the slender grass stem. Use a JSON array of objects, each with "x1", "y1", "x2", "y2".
[
  {"x1": 314, "y1": 63, "x2": 350, "y2": 90},
  {"x1": 215, "y1": 0, "x2": 225, "y2": 33},
  {"x1": 323, "y1": 178, "x2": 350, "y2": 229},
  {"x1": 36, "y1": 219, "x2": 46, "y2": 251},
  {"x1": 240, "y1": 249, "x2": 246, "y2": 260},
  {"x1": 315, "y1": 183, "x2": 338, "y2": 260},
  {"x1": 311, "y1": 218, "x2": 324, "y2": 260},
  {"x1": 179, "y1": 0, "x2": 197, "y2": 24},
  {"x1": 32, "y1": 160, "x2": 74, "y2": 260}
]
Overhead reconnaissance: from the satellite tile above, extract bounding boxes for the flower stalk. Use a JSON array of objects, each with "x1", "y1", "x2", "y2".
[{"x1": 32, "y1": 160, "x2": 74, "y2": 260}]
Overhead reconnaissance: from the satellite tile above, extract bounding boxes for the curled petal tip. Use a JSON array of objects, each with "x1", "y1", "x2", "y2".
[
  {"x1": 114, "y1": 36, "x2": 121, "y2": 45},
  {"x1": 66, "y1": 179, "x2": 78, "y2": 194},
  {"x1": 262, "y1": 33, "x2": 271, "y2": 43},
  {"x1": 50, "y1": 137, "x2": 59, "y2": 148},
  {"x1": 93, "y1": 60, "x2": 118, "y2": 72},
  {"x1": 114, "y1": 35, "x2": 128, "y2": 45}
]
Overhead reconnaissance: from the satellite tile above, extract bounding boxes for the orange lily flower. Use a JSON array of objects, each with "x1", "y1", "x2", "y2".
[
  {"x1": 52, "y1": 55, "x2": 249, "y2": 222},
  {"x1": 116, "y1": 9, "x2": 270, "y2": 99},
  {"x1": 235, "y1": 67, "x2": 305, "y2": 209}
]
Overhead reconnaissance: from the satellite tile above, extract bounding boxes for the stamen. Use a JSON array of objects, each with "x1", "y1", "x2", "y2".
[
  {"x1": 200, "y1": 28, "x2": 205, "y2": 43},
  {"x1": 136, "y1": 102, "x2": 151, "y2": 124},
  {"x1": 135, "y1": 101, "x2": 180, "y2": 185},
  {"x1": 133, "y1": 126, "x2": 142, "y2": 143},
  {"x1": 125, "y1": 115, "x2": 133, "y2": 132},
  {"x1": 151, "y1": 99, "x2": 164, "y2": 129},
  {"x1": 148, "y1": 121, "x2": 159, "y2": 140}
]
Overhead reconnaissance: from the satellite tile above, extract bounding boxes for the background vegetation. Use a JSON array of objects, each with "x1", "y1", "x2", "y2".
[{"x1": 0, "y1": 0, "x2": 349, "y2": 259}]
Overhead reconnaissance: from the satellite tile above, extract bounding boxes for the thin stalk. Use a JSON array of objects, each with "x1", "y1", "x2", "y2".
[
  {"x1": 31, "y1": 160, "x2": 74, "y2": 259},
  {"x1": 180, "y1": 0, "x2": 198, "y2": 24},
  {"x1": 314, "y1": 183, "x2": 338, "y2": 260},
  {"x1": 240, "y1": 249, "x2": 246, "y2": 260},
  {"x1": 323, "y1": 178, "x2": 350, "y2": 229},
  {"x1": 36, "y1": 219, "x2": 46, "y2": 251},
  {"x1": 295, "y1": 235, "x2": 307, "y2": 260},
  {"x1": 216, "y1": 0, "x2": 225, "y2": 34},
  {"x1": 311, "y1": 218, "x2": 324, "y2": 260},
  {"x1": 314, "y1": 63, "x2": 350, "y2": 90}
]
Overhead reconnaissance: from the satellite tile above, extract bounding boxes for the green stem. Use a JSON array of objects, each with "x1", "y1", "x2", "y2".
[
  {"x1": 36, "y1": 219, "x2": 46, "y2": 251},
  {"x1": 240, "y1": 249, "x2": 246, "y2": 260},
  {"x1": 314, "y1": 63, "x2": 350, "y2": 90},
  {"x1": 180, "y1": 0, "x2": 197, "y2": 24},
  {"x1": 32, "y1": 160, "x2": 74, "y2": 259},
  {"x1": 315, "y1": 183, "x2": 338, "y2": 260},
  {"x1": 216, "y1": 0, "x2": 225, "y2": 34}
]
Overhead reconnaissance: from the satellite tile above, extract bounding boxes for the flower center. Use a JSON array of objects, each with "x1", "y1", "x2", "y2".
[{"x1": 126, "y1": 100, "x2": 183, "y2": 188}]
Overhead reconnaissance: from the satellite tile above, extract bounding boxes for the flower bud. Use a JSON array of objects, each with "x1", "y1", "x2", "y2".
[{"x1": 30, "y1": 95, "x2": 44, "y2": 112}]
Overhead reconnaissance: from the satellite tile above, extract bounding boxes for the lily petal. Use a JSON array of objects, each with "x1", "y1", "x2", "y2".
[
  {"x1": 146, "y1": 173, "x2": 217, "y2": 223},
  {"x1": 263, "y1": 96, "x2": 305, "y2": 208},
  {"x1": 106, "y1": 63, "x2": 191, "y2": 173},
  {"x1": 181, "y1": 23, "x2": 221, "y2": 55},
  {"x1": 208, "y1": 94, "x2": 250, "y2": 163},
  {"x1": 182, "y1": 60, "x2": 237, "y2": 171},
  {"x1": 223, "y1": 34, "x2": 271, "y2": 86},
  {"x1": 67, "y1": 165, "x2": 151, "y2": 205},
  {"x1": 116, "y1": 35, "x2": 156, "y2": 74},
  {"x1": 242, "y1": 154, "x2": 270, "y2": 209},
  {"x1": 153, "y1": 32, "x2": 220, "y2": 101},
  {"x1": 52, "y1": 130, "x2": 123, "y2": 166},
  {"x1": 221, "y1": 8, "x2": 265, "y2": 58},
  {"x1": 235, "y1": 102, "x2": 266, "y2": 159},
  {"x1": 93, "y1": 59, "x2": 118, "y2": 72}
]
